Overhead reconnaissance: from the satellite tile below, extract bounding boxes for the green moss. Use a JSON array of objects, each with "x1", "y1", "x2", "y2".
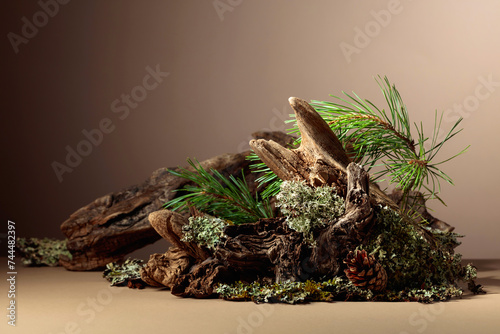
[
  {"x1": 276, "y1": 180, "x2": 345, "y2": 242},
  {"x1": 181, "y1": 214, "x2": 228, "y2": 250},
  {"x1": 16, "y1": 237, "x2": 72, "y2": 267}
]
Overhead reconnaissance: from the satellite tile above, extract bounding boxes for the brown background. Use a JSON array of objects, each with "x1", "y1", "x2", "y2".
[{"x1": 2, "y1": 0, "x2": 499, "y2": 259}]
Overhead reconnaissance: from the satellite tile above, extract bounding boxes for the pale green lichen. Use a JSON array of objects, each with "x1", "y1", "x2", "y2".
[
  {"x1": 461, "y1": 263, "x2": 477, "y2": 281},
  {"x1": 276, "y1": 180, "x2": 345, "y2": 242},
  {"x1": 216, "y1": 279, "x2": 353, "y2": 304},
  {"x1": 216, "y1": 277, "x2": 462, "y2": 304},
  {"x1": 103, "y1": 258, "x2": 144, "y2": 286},
  {"x1": 214, "y1": 204, "x2": 479, "y2": 303},
  {"x1": 181, "y1": 214, "x2": 228, "y2": 249},
  {"x1": 16, "y1": 237, "x2": 72, "y2": 267},
  {"x1": 360, "y1": 206, "x2": 469, "y2": 291}
]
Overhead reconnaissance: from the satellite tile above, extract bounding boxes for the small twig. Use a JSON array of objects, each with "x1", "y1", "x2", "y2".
[{"x1": 201, "y1": 191, "x2": 256, "y2": 215}]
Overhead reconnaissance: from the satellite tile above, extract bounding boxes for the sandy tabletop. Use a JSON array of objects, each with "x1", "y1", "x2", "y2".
[{"x1": 1, "y1": 259, "x2": 499, "y2": 334}]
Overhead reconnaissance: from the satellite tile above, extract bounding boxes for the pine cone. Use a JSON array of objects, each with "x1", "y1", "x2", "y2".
[{"x1": 344, "y1": 249, "x2": 387, "y2": 291}]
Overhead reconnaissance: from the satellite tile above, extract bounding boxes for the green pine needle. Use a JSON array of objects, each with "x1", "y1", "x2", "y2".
[
  {"x1": 246, "y1": 152, "x2": 282, "y2": 198},
  {"x1": 164, "y1": 159, "x2": 274, "y2": 224},
  {"x1": 307, "y1": 76, "x2": 468, "y2": 202},
  {"x1": 284, "y1": 76, "x2": 467, "y2": 205}
]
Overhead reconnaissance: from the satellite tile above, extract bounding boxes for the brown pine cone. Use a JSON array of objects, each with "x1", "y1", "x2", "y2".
[{"x1": 344, "y1": 249, "x2": 387, "y2": 291}]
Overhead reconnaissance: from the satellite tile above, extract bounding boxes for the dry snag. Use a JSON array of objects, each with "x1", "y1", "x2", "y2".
[{"x1": 138, "y1": 97, "x2": 461, "y2": 299}]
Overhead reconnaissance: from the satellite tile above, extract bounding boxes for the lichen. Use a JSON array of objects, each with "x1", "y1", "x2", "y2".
[
  {"x1": 181, "y1": 214, "x2": 228, "y2": 249},
  {"x1": 103, "y1": 258, "x2": 144, "y2": 286},
  {"x1": 216, "y1": 279, "x2": 350, "y2": 304},
  {"x1": 359, "y1": 206, "x2": 468, "y2": 291},
  {"x1": 215, "y1": 204, "x2": 479, "y2": 304},
  {"x1": 16, "y1": 237, "x2": 72, "y2": 267},
  {"x1": 276, "y1": 180, "x2": 345, "y2": 242},
  {"x1": 216, "y1": 277, "x2": 462, "y2": 304}
]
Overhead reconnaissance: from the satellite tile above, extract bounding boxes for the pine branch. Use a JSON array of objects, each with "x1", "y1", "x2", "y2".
[
  {"x1": 328, "y1": 114, "x2": 416, "y2": 153},
  {"x1": 290, "y1": 76, "x2": 468, "y2": 205},
  {"x1": 164, "y1": 159, "x2": 274, "y2": 224}
]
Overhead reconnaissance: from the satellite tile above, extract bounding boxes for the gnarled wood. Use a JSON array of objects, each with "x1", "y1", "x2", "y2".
[
  {"x1": 309, "y1": 163, "x2": 373, "y2": 279},
  {"x1": 113, "y1": 98, "x2": 453, "y2": 300},
  {"x1": 218, "y1": 217, "x2": 308, "y2": 283},
  {"x1": 140, "y1": 247, "x2": 192, "y2": 288},
  {"x1": 250, "y1": 97, "x2": 349, "y2": 192},
  {"x1": 146, "y1": 100, "x2": 399, "y2": 297},
  {"x1": 164, "y1": 162, "x2": 374, "y2": 297},
  {"x1": 170, "y1": 217, "x2": 304, "y2": 297}
]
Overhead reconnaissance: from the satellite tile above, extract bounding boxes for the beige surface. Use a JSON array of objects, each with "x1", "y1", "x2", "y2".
[{"x1": 1, "y1": 259, "x2": 499, "y2": 334}]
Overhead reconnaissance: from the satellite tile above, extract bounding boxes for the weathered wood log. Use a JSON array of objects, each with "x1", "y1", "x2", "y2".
[
  {"x1": 170, "y1": 217, "x2": 303, "y2": 297},
  {"x1": 218, "y1": 217, "x2": 308, "y2": 283},
  {"x1": 60, "y1": 131, "x2": 295, "y2": 271}
]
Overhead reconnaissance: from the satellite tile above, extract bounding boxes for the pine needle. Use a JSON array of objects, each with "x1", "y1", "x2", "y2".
[
  {"x1": 291, "y1": 76, "x2": 467, "y2": 205},
  {"x1": 164, "y1": 159, "x2": 274, "y2": 224}
]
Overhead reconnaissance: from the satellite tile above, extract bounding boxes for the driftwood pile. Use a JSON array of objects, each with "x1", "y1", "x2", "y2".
[
  {"x1": 137, "y1": 98, "x2": 452, "y2": 297},
  {"x1": 60, "y1": 97, "x2": 453, "y2": 300}
]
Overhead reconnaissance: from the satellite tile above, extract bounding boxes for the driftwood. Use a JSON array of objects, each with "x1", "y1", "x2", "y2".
[
  {"x1": 140, "y1": 247, "x2": 192, "y2": 288},
  {"x1": 64, "y1": 96, "x2": 452, "y2": 296},
  {"x1": 60, "y1": 131, "x2": 294, "y2": 271},
  {"x1": 142, "y1": 161, "x2": 374, "y2": 297},
  {"x1": 141, "y1": 97, "x2": 454, "y2": 298},
  {"x1": 141, "y1": 97, "x2": 451, "y2": 298}
]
